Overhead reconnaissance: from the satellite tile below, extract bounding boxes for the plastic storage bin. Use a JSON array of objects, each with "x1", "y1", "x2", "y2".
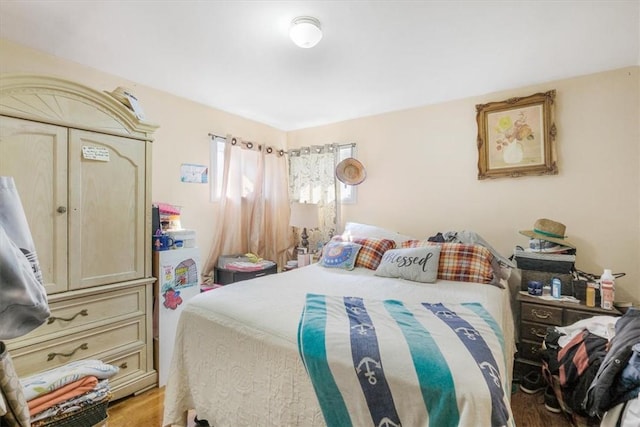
[{"x1": 166, "y1": 229, "x2": 196, "y2": 248}]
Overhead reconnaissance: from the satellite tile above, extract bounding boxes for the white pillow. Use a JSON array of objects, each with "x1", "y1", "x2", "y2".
[
  {"x1": 343, "y1": 222, "x2": 415, "y2": 246},
  {"x1": 374, "y1": 246, "x2": 441, "y2": 283}
]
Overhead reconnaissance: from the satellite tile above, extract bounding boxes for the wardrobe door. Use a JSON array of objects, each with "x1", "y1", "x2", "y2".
[
  {"x1": 0, "y1": 116, "x2": 69, "y2": 294},
  {"x1": 68, "y1": 129, "x2": 146, "y2": 289}
]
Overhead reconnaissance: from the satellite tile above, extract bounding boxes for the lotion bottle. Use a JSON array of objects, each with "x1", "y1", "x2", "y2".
[{"x1": 600, "y1": 269, "x2": 615, "y2": 310}]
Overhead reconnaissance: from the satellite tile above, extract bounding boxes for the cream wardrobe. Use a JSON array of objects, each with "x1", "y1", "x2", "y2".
[{"x1": 0, "y1": 75, "x2": 157, "y2": 399}]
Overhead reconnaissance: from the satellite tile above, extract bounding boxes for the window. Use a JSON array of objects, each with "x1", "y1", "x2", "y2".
[
  {"x1": 210, "y1": 136, "x2": 225, "y2": 202},
  {"x1": 337, "y1": 143, "x2": 357, "y2": 204}
]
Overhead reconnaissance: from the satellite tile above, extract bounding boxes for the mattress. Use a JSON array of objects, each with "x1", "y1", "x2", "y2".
[{"x1": 162, "y1": 263, "x2": 516, "y2": 427}]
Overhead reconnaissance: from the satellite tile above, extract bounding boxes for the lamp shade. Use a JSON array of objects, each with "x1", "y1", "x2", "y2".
[
  {"x1": 289, "y1": 16, "x2": 323, "y2": 48},
  {"x1": 290, "y1": 202, "x2": 319, "y2": 228}
]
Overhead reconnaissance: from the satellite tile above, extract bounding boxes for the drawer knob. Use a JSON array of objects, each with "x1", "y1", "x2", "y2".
[
  {"x1": 47, "y1": 309, "x2": 89, "y2": 324},
  {"x1": 57, "y1": 206, "x2": 67, "y2": 214},
  {"x1": 47, "y1": 342, "x2": 88, "y2": 361},
  {"x1": 119, "y1": 362, "x2": 128, "y2": 369},
  {"x1": 531, "y1": 308, "x2": 552, "y2": 319}
]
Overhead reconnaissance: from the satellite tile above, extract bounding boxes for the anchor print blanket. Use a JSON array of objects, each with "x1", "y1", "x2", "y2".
[{"x1": 297, "y1": 294, "x2": 514, "y2": 427}]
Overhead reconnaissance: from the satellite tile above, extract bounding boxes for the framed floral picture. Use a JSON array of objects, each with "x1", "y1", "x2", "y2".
[{"x1": 476, "y1": 90, "x2": 557, "y2": 179}]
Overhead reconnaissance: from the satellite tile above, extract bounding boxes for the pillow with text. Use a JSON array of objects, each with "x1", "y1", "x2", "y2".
[{"x1": 374, "y1": 246, "x2": 441, "y2": 283}]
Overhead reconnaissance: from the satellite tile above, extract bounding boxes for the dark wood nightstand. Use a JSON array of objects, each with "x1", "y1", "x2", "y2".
[{"x1": 514, "y1": 292, "x2": 621, "y2": 380}]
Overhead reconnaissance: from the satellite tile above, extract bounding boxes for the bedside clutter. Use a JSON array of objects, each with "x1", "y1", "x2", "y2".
[
  {"x1": 516, "y1": 218, "x2": 577, "y2": 297},
  {"x1": 214, "y1": 254, "x2": 277, "y2": 285},
  {"x1": 539, "y1": 308, "x2": 639, "y2": 426}
]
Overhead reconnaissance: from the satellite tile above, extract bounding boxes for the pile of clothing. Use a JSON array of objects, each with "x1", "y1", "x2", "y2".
[
  {"x1": 542, "y1": 308, "x2": 640, "y2": 426},
  {"x1": 20, "y1": 359, "x2": 119, "y2": 426}
]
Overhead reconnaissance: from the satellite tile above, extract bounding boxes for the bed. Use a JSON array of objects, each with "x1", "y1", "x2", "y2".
[{"x1": 162, "y1": 232, "x2": 517, "y2": 427}]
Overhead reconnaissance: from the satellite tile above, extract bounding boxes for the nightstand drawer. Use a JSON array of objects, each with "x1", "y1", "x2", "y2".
[
  {"x1": 519, "y1": 339, "x2": 544, "y2": 362},
  {"x1": 521, "y1": 302, "x2": 563, "y2": 325},
  {"x1": 565, "y1": 308, "x2": 605, "y2": 325},
  {"x1": 521, "y1": 321, "x2": 551, "y2": 342}
]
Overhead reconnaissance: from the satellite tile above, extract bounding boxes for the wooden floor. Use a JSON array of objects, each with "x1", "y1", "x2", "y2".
[{"x1": 107, "y1": 385, "x2": 573, "y2": 426}]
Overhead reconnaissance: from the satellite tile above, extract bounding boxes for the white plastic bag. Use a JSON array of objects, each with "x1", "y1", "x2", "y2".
[{"x1": 0, "y1": 176, "x2": 49, "y2": 340}]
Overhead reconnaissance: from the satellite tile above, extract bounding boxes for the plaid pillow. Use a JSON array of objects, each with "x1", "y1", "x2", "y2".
[
  {"x1": 332, "y1": 236, "x2": 396, "y2": 270},
  {"x1": 401, "y1": 241, "x2": 495, "y2": 284}
]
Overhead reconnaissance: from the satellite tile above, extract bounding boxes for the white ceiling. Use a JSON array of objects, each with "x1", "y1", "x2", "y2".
[{"x1": 1, "y1": 1, "x2": 638, "y2": 131}]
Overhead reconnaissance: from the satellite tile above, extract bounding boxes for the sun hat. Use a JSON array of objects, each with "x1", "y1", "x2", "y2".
[
  {"x1": 519, "y1": 218, "x2": 576, "y2": 249},
  {"x1": 336, "y1": 158, "x2": 366, "y2": 185}
]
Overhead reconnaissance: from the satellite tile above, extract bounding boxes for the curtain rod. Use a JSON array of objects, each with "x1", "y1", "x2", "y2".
[
  {"x1": 209, "y1": 133, "x2": 355, "y2": 156},
  {"x1": 208, "y1": 133, "x2": 285, "y2": 156}
]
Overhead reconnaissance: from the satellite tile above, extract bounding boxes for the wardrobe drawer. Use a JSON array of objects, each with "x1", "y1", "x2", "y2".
[
  {"x1": 11, "y1": 286, "x2": 146, "y2": 345},
  {"x1": 105, "y1": 348, "x2": 147, "y2": 387},
  {"x1": 10, "y1": 318, "x2": 145, "y2": 376},
  {"x1": 520, "y1": 321, "x2": 551, "y2": 342},
  {"x1": 521, "y1": 302, "x2": 563, "y2": 325}
]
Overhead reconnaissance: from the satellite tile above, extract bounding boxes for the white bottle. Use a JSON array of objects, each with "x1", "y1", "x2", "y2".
[{"x1": 600, "y1": 269, "x2": 615, "y2": 310}]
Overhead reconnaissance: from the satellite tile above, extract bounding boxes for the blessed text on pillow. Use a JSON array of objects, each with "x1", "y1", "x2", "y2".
[{"x1": 375, "y1": 246, "x2": 441, "y2": 283}]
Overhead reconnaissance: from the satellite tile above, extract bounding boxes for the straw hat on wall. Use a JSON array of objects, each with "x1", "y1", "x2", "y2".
[{"x1": 336, "y1": 158, "x2": 366, "y2": 185}]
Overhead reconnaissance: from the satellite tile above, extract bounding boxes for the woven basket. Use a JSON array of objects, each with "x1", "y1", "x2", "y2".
[{"x1": 31, "y1": 396, "x2": 110, "y2": 427}]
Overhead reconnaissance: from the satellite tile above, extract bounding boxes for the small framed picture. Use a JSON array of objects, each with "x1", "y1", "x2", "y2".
[{"x1": 476, "y1": 90, "x2": 557, "y2": 179}]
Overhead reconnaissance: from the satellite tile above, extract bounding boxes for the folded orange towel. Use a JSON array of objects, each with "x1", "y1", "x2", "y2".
[{"x1": 28, "y1": 375, "x2": 98, "y2": 416}]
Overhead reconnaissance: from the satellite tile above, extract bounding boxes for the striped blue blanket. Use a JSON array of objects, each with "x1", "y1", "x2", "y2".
[{"x1": 298, "y1": 294, "x2": 514, "y2": 427}]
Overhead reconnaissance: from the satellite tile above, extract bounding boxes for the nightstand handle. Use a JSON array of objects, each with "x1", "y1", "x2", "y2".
[
  {"x1": 531, "y1": 308, "x2": 551, "y2": 319},
  {"x1": 533, "y1": 329, "x2": 547, "y2": 338}
]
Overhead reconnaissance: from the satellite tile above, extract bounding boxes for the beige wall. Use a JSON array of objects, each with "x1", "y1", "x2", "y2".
[
  {"x1": 0, "y1": 38, "x2": 286, "y2": 272},
  {"x1": 288, "y1": 67, "x2": 640, "y2": 304},
  {"x1": 2, "y1": 38, "x2": 638, "y2": 304}
]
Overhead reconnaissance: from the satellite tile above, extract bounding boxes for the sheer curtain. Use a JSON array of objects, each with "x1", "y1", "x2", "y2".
[
  {"x1": 288, "y1": 144, "x2": 338, "y2": 252},
  {"x1": 203, "y1": 135, "x2": 292, "y2": 282}
]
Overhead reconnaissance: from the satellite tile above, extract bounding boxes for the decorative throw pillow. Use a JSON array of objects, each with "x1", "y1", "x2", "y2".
[
  {"x1": 401, "y1": 241, "x2": 496, "y2": 284},
  {"x1": 319, "y1": 241, "x2": 362, "y2": 270},
  {"x1": 332, "y1": 236, "x2": 396, "y2": 270},
  {"x1": 374, "y1": 246, "x2": 441, "y2": 283}
]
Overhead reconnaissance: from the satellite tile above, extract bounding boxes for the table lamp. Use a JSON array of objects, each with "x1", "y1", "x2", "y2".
[{"x1": 289, "y1": 202, "x2": 319, "y2": 251}]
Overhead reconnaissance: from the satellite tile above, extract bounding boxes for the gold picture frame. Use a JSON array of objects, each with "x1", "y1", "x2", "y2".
[{"x1": 476, "y1": 90, "x2": 557, "y2": 179}]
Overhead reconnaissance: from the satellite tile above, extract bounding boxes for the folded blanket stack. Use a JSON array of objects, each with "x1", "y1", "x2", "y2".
[{"x1": 20, "y1": 360, "x2": 119, "y2": 427}]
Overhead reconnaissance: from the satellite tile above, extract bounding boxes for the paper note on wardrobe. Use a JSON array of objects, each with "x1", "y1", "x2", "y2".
[{"x1": 82, "y1": 146, "x2": 110, "y2": 161}]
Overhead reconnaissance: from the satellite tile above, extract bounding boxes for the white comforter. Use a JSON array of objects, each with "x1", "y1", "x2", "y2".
[{"x1": 162, "y1": 264, "x2": 516, "y2": 427}]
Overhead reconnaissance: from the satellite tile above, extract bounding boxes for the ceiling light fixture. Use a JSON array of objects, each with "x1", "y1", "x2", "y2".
[{"x1": 289, "y1": 16, "x2": 323, "y2": 48}]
